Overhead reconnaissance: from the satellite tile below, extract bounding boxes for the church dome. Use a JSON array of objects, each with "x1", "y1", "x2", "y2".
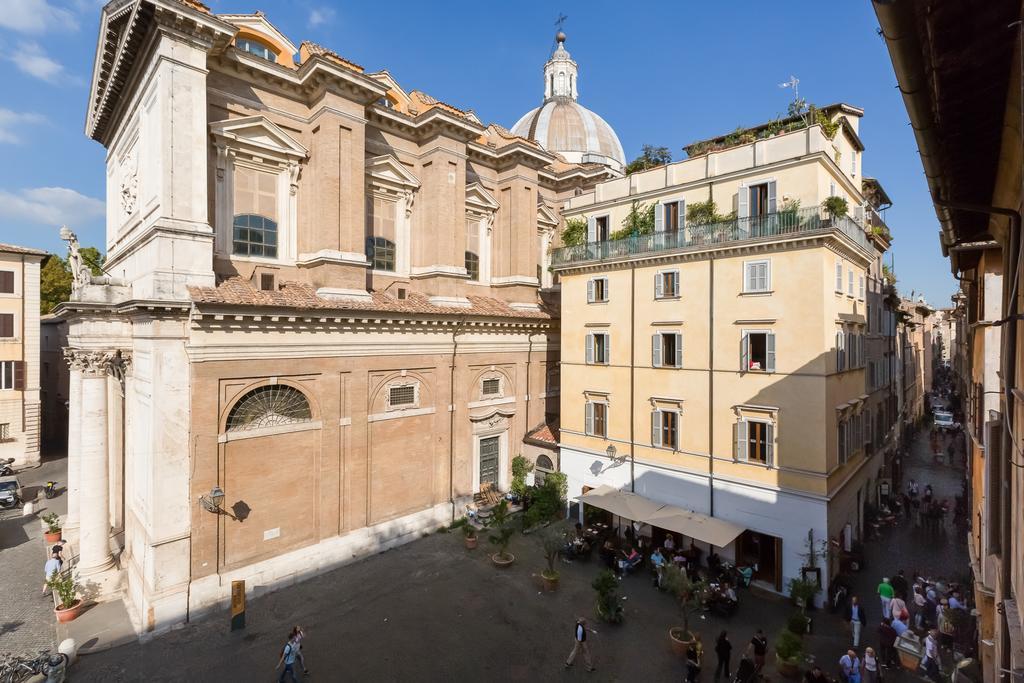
[{"x1": 510, "y1": 33, "x2": 625, "y2": 173}]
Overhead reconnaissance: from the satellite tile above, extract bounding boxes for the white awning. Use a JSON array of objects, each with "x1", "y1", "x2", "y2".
[{"x1": 577, "y1": 485, "x2": 745, "y2": 548}]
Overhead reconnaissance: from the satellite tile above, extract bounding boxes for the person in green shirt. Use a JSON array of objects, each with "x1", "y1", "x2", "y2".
[{"x1": 877, "y1": 577, "x2": 894, "y2": 619}]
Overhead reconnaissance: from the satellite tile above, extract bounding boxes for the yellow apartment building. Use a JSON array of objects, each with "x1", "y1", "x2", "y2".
[
  {"x1": 552, "y1": 105, "x2": 894, "y2": 593},
  {"x1": 0, "y1": 244, "x2": 44, "y2": 466}
]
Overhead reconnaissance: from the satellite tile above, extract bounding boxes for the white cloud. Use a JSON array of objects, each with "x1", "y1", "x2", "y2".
[
  {"x1": 308, "y1": 7, "x2": 336, "y2": 28},
  {"x1": 12, "y1": 41, "x2": 68, "y2": 83},
  {"x1": 0, "y1": 109, "x2": 45, "y2": 144},
  {"x1": 0, "y1": 187, "x2": 104, "y2": 226},
  {"x1": 0, "y1": 0, "x2": 77, "y2": 34}
]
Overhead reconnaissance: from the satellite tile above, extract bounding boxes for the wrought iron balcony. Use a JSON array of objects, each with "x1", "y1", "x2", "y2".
[{"x1": 552, "y1": 206, "x2": 873, "y2": 267}]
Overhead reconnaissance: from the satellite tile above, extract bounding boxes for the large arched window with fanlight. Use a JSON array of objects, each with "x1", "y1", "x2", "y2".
[{"x1": 226, "y1": 384, "x2": 312, "y2": 432}]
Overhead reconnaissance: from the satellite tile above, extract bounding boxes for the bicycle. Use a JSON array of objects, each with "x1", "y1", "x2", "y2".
[{"x1": 0, "y1": 649, "x2": 51, "y2": 683}]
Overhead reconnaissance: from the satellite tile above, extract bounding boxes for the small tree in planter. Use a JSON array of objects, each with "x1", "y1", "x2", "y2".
[
  {"x1": 523, "y1": 471, "x2": 567, "y2": 531},
  {"x1": 47, "y1": 572, "x2": 82, "y2": 623},
  {"x1": 42, "y1": 512, "x2": 62, "y2": 543},
  {"x1": 774, "y1": 626, "x2": 805, "y2": 678},
  {"x1": 537, "y1": 525, "x2": 563, "y2": 591},
  {"x1": 592, "y1": 569, "x2": 624, "y2": 623},
  {"x1": 487, "y1": 500, "x2": 516, "y2": 567},
  {"x1": 510, "y1": 455, "x2": 533, "y2": 503},
  {"x1": 821, "y1": 195, "x2": 849, "y2": 222},
  {"x1": 788, "y1": 578, "x2": 821, "y2": 614},
  {"x1": 450, "y1": 517, "x2": 478, "y2": 550},
  {"x1": 663, "y1": 564, "x2": 708, "y2": 655}
]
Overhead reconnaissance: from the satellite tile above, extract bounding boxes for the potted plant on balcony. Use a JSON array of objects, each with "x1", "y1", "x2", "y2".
[
  {"x1": 663, "y1": 564, "x2": 707, "y2": 656},
  {"x1": 47, "y1": 572, "x2": 83, "y2": 623},
  {"x1": 487, "y1": 500, "x2": 515, "y2": 567},
  {"x1": 538, "y1": 525, "x2": 563, "y2": 591},
  {"x1": 592, "y1": 569, "x2": 624, "y2": 623},
  {"x1": 821, "y1": 195, "x2": 849, "y2": 224},
  {"x1": 42, "y1": 512, "x2": 62, "y2": 543}
]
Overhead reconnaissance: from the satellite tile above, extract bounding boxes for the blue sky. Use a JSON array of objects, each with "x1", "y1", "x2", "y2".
[{"x1": 0, "y1": 0, "x2": 955, "y2": 306}]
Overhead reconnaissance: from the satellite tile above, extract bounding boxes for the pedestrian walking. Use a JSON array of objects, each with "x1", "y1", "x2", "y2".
[
  {"x1": 892, "y1": 569, "x2": 909, "y2": 601},
  {"x1": 288, "y1": 626, "x2": 309, "y2": 676},
  {"x1": 805, "y1": 665, "x2": 830, "y2": 683},
  {"x1": 913, "y1": 585, "x2": 927, "y2": 629},
  {"x1": 747, "y1": 630, "x2": 768, "y2": 673},
  {"x1": 565, "y1": 617, "x2": 597, "y2": 672},
  {"x1": 714, "y1": 631, "x2": 732, "y2": 681},
  {"x1": 844, "y1": 596, "x2": 867, "y2": 648},
  {"x1": 839, "y1": 649, "x2": 861, "y2": 683},
  {"x1": 687, "y1": 636, "x2": 703, "y2": 683},
  {"x1": 42, "y1": 549, "x2": 61, "y2": 596},
  {"x1": 890, "y1": 594, "x2": 908, "y2": 626},
  {"x1": 877, "y1": 577, "x2": 894, "y2": 620},
  {"x1": 878, "y1": 619, "x2": 898, "y2": 667},
  {"x1": 862, "y1": 647, "x2": 879, "y2": 683},
  {"x1": 275, "y1": 635, "x2": 302, "y2": 683},
  {"x1": 922, "y1": 629, "x2": 942, "y2": 683}
]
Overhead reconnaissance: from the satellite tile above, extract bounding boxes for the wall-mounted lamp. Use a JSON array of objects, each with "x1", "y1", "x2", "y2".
[
  {"x1": 606, "y1": 444, "x2": 617, "y2": 460},
  {"x1": 199, "y1": 486, "x2": 236, "y2": 520}
]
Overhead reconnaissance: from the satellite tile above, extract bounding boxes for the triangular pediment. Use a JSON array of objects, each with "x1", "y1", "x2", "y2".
[
  {"x1": 537, "y1": 202, "x2": 559, "y2": 227},
  {"x1": 218, "y1": 13, "x2": 297, "y2": 56},
  {"x1": 465, "y1": 182, "x2": 499, "y2": 212},
  {"x1": 366, "y1": 154, "x2": 420, "y2": 189},
  {"x1": 210, "y1": 116, "x2": 308, "y2": 159},
  {"x1": 368, "y1": 70, "x2": 412, "y2": 110}
]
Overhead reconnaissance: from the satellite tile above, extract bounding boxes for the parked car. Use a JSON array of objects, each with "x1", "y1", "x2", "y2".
[
  {"x1": 0, "y1": 475, "x2": 23, "y2": 509},
  {"x1": 934, "y1": 410, "x2": 958, "y2": 431}
]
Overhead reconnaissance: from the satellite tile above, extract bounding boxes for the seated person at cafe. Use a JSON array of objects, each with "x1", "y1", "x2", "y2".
[
  {"x1": 673, "y1": 550, "x2": 688, "y2": 568},
  {"x1": 722, "y1": 582, "x2": 737, "y2": 603},
  {"x1": 599, "y1": 540, "x2": 616, "y2": 569},
  {"x1": 651, "y1": 547, "x2": 667, "y2": 569},
  {"x1": 617, "y1": 546, "x2": 642, "y2": 574}
]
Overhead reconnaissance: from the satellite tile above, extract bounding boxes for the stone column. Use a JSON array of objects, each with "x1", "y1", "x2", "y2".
[
  {"x1": 77, "y1": 351, "x2": 114, "y2": 576},
  {"x1": 62, "y1": 349, "x2": 84, "y2": 532}
]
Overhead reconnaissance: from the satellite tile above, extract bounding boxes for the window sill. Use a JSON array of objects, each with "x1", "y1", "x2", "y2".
[
  {"x1": 586, "y1": 362, "x2": 611, "y2": 367},
  {"x1": 740, "y1": 290, "x2": 773, "y2": 296},
  {"x1": 735, "y1": 459, "x2": 774, "y2": 469},
  {"x1": 652, "y1": 365, "x2": 683, "y2": 370},
  {"x1": 651, "y1": 445, "x2": 679, "y2": 452},
  {"x1": 654, "y1": 295, "x2": 681, "y2": 301},
  {"x1": 742, "y1": 369, "x2": 776, "y2": 375},
  {"x1": 585, "y1": 432, "x2": 608, "y2": 439},
  {"x1": 587, "y1": 300, "x2": 609, "y2": 305},
  {"x1": 229, "y1": 255, "x2": 293, "y2": 266}
]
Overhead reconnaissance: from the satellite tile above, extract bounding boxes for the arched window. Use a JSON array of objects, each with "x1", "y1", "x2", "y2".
[
  {"x1": 465, "y1": 251, "x2": 479, "y2": 281},
  {"x1": 557, "y1": 72, "x2": 566, "y2": 95},
  {"x1": 233, "y1": 214, "x2": 278, "y2": 258},
  {"x1": 535, "y1": 453, "x2": 554, "y2": 484},
  {"x1": 236, "y1": 37, "x2": 278, "y2": 61},
  {"x1": 226, "y1": 385, "x2": 312, "y2": 432}
]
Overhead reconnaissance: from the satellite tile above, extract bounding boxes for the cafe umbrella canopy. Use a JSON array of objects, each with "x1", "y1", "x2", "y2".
[{"x1": 576, "y1": 485, "x2": 745, "y2": 549}]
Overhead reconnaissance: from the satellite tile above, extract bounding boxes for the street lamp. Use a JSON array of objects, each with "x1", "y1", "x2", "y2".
[
  {"x1": 606, "y1": 444, "x2": 635, "y2": 492},
  {"x1": 606, "y1": 444, "x2": 617, "y2": 460},
  {"x1": 199, "y1": 485, "x2": 236, "y2": 519}
]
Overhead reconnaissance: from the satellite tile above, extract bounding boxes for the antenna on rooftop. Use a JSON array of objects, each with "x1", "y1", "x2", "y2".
[
  {"x1": 779, "y1": 75, "x2": 808, "y2": 121},
  {"x1": 778, "y1": 75, "x2": 800, "y2": 101}
]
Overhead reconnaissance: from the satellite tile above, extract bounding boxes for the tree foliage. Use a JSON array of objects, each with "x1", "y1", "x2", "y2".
[
  {"x1": 624, "y1": 144, "x2": 672, "y2": 175},
  {"x1": 687, "y1": 199, "x2": 731, "y2": 225},
  {"x1": 39, "y1": 247, "x2": 105, "y2": 314},
  {"x1": 561, "y1": 217, "x2": 588, "y2": 247}
]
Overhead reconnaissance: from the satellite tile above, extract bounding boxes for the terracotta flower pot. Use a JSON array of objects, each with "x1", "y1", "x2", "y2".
[
  {"x1": 44, "y1": 530, "x2": 62, "y2": 543},
  {"x1": 464, "y1": 535, "x2": 477, "y2": 549},
  {"x1": 54, "y1": 599, "x2": 83, "y2": 623},
  {"x1": 776, "y1": 653, "x2": 801, "y2": 679},
  {"x1": 491, "y1": 552, "x2": 515, "y2": 568},
  {"x1": 669, "y1": 627, "x2": 694, "y2": 656},
  {"x1": 541, "y1": 570, "x2": 560, "y2": 591}
]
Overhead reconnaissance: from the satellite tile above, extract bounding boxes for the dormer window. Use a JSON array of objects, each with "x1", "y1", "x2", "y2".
[
  {"x1": 377, "y1": 97, "x2": 395, "y2": 109},
  {"x1": 236, "y1": 37, "x2": 278, "y2": 62}
]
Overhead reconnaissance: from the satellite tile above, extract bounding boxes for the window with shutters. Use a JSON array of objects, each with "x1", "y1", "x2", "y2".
[
  {"x1": 858, "y1": 275, "x2": 865, "y2": 300},
  {"x1": 585, "y1": 401, "x2": 607, "y2": 437},
  {"x1": 741, "y1": 331, "x2": 775, "y2": 372},
  {"x1": 847, "y1": 269, "x2": 854, "y2": 296},
  {"x1": 0, "y1": 314, "x2": 13, "y2": 338},
  {"x1": 835, "y1": 261, "x2": 843, "y2": 293},
  {"x1": 655, "y1": 270, "x2": 679, "y2": 299},
  {"x1": 735, "y1": 418, "x2": 773, "y2": 465},
  {"x1": 748, "y1": 183, "x2": 771, "y2": 217},
  {"x1": 837, "y1": 417, "x2": 849, "y2": 464},
  {"x1": 588, "y1": 215, "x2": 609, "y2": 243},
  {"x1": 651, "y1": 409, "x2": 679, "y2": 449},
  {"x1": 658, "y1": 200, "x2": 685, "y2": 233},
  {"x1": 466, "y1": 218, "x2": 481, "y2": 281},
  {"x1": 587, "y1": 277, "x2": 608, "y2": 303},
  {"x1": 0, "y1": 271, "x2": 13, "y2": 294},
  {"x1": 585, "y1": 333, "x2": 610, "y2": 365},
  {"x1": 743, "y1": 260, "x2": 771, "y2": 293},
  {"x1": 481, "y1": 378, "x2": 501, "y2": 397},
  {"x1": 0, "y1": 423, "x2": 9, "y2": 441},
  {"x1": 652, "y1": 332, "x2": 682, "y2": 368},
  {"x1": 835, "y1": 328, "x2": 846, "y2": 372}
]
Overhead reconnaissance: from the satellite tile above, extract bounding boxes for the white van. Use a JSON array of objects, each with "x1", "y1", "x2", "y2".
[{"x1": 934, "y1": 411, "x2": 956, "y2": 431}]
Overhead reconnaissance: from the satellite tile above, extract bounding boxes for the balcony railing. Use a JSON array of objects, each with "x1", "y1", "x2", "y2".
[{"x1": 552, "y1": 206, "x2": 873, "y2": 267}]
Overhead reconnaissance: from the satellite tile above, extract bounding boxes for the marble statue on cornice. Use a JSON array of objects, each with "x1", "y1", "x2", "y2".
[{"x1": 59, "y1": 225, "x2": 92, "y2": 298}]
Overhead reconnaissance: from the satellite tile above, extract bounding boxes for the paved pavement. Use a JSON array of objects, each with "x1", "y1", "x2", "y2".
[
  {"x1": 70, "y1": 424, "x2": 969, "y2": 682},
  {"x1": 0, "y1": 455, "x2": 68, "y2": 659}
]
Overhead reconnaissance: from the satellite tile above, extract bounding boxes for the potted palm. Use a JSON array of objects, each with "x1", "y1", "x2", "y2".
[
  {"x1": 487, "y1": 500, "x2": 515, "y2": 567},
  {"x1": 821, "y1": 195, "x2": 849, "y2": 224},
  {"x1": 47, "y1": 572, "x2": 82, "y2": 623},
  {"x1": 462, "y1": 522, "x2": 478, "y2": 549},
  {"x1": 663, "y1": 564, "x2": 707, "y2": 656},
  {"x1": 592, "y1": 569, "x2": 624, "y2": 623},
  {"x1": 538, "y1": 525, "x2": 563, "y2": 591},
  {"x1": 42, "y1": 512, "x2": 62, "y2": 543}
]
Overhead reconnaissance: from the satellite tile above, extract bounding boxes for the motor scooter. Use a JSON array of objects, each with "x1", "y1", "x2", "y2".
[
  {"x1": 44, "y1": 481, "x2": 58, "y2": 499},
  {"x1": 0, "y1": 457, "x2": 14, "y2": 477}
]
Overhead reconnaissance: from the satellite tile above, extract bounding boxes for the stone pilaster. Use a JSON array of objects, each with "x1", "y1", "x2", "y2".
[{"x1": 62, "y1": 348, "x2": 85, "y2": 532}]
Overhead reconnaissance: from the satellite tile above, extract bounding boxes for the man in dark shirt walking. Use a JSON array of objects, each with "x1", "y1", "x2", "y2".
[
  {"x1": 747, "y1": 629, "x2": 768, "y2": 673},
  {"x1": 565, "y1": 617, "x2": 597, "y2": 672}
]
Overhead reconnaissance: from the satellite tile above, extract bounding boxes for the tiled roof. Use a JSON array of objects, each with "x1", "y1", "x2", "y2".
[
  {"x1": 409, "y1": 90, "x2": 473, "y2": 120},
  {"x1": 0, "y1": 243, "x2": 47, "y2": 256},
  {"x1": 299, "y1": 41, "x2": 365, "y2": 73},
  {"x1": 525, "y1": 419, "x2": 559, "y2": 446},
  {"x1": 189, "y1": 277, "x2": 552, "y2": 320},
  {"x1": 175, "y1": 0, "x2": 212, "y2": 14}
]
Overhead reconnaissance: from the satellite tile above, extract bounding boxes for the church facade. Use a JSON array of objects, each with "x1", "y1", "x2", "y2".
[{"x1": 67, "y1": 0, "x2": 621, "y2": 633}]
